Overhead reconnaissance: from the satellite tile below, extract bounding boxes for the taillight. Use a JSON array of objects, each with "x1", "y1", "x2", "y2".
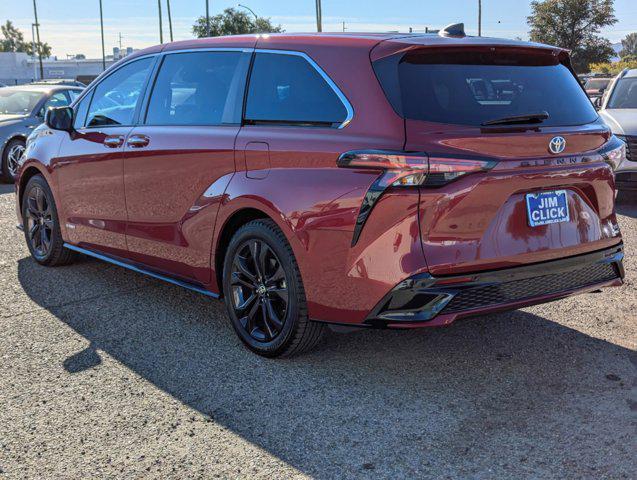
[
  {"x1": 599, "y1": 135, "x2": 626, "y2": 171},
  {"x1": 337, "y1": 150, "x2": 495, "y2": 246},
  {"x1": 337, "y1": 150, "x2": 495, "y2": 187}
]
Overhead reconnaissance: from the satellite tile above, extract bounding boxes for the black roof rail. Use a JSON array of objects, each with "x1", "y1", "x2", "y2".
[{"x1": 439, "y1": 23, "x2": 466, "y2": 38}]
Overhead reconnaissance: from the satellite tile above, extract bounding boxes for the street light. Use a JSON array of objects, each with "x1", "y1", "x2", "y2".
[
  {"x1": 205, "y1": 0, "x2": 211, "y2": 37},
  {"x1": 30, "y1": 23, "x2": 38, "y2": 80},
  {"x1": 158, "y1": 0, "x2": 164, "y2": 43},
  {"x1": 99, "y1": 0, "x2": 106, "y2": 71},
  {"x1": 238, "y1": 4, "x2": 258, "y2": 21},
  {"x1": 478, "y1": 0, "x2": 482, "y2": 36},
  {"x1": 315, "y1": 0, "x2": 322, "y2": 32}
]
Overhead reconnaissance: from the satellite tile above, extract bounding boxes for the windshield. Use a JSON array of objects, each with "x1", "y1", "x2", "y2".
[
  {"x1": 607, "y1": 78, "x2": 637, "y2": 109},
  {"x1": 585, "y1": 78, "x2": 610, "y2": 90},
  {"x1": 0, "y1": 89, "x2": 42, "y2": 115},
  {"x1": 373, "y1": 49, "x2": 599, "y2": 127}
]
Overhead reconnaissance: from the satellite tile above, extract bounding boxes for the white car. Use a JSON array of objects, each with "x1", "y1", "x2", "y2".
[{"x1": 597, "y1": 69, "x2": 637, "y2": 196}]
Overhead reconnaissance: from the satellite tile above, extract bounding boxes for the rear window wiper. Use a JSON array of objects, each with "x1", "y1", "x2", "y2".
[{"x1": 481, "y1": 111, "x2": 549, "y2": 126}]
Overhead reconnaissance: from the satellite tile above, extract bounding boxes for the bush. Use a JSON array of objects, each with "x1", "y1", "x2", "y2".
[{"x1": 588, "y1": 59, "x2": 637, "y2": 75}]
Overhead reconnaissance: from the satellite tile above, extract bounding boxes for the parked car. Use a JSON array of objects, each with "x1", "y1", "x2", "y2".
[
  {"x1": 597, "y1": 68, "x2": 637, "y2": 194},
  {"x1": 1, "y1": 84, "x2": 83, "y2": 182},
  {"x1": 584, "y1": 77, "x2": 612, "y2": 101},
  {"x1": 15, "y1": 28, "x2": 625, "y2": 357},
  {"x1": 30, "y1": 79, "x2": 87, "y2": 88}
]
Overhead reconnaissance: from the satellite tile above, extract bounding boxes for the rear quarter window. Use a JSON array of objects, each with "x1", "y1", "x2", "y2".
[
  {"x1": 245, "y1": 52, "x2": 348, "y2": 127},
  {"x1": 373, "y1": 49, "x2": 599, "y2": 127}
]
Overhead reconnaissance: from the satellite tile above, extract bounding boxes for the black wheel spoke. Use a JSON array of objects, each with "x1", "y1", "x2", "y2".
[
  {"x1": 230, "y1": 271, "x2": 255, "y2": 289},
  {"x1": 35, "y1": 188, "x2": 45, "y2": 213},
  {"x1": 249, "y1": 240, "x2": 263, "y2": 279},
  {"x1": 28, "y1": 223, "x2": 39, "y2": 241},
  {"x1": 261, "y1": 301, "x2": 275, "y2": 339},
  {"x1": 265, "y1": 264, "x2": 285, "y2": 285},
  {"x1": 268, "y1": 286, "x2": 288, "y2": 303},
  {"x1": 235, "y1": 255, "x2": 257, "y2": 283},
  {"x1": 43, "y1": 217, "x2": 54, "y2": 229},
  {"x1": 235, "y1": 291, "x2": 257, "y2": 311},
  {"x1": 264, "y1": 298, "x2": 283, "y2": 330}
]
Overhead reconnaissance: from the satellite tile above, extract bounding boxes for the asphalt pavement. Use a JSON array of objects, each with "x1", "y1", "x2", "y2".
[{"x1": 0, "y1": 182, "x2": 635, "y2": 479}]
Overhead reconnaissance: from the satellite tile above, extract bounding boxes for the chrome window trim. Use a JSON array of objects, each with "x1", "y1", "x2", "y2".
[{"x1": 251, "y1": 48, "x2": 354, "y2": 129}]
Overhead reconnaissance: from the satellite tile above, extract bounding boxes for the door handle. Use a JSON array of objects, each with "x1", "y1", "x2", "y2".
[
  {"x1": 127, "y1": 134, "x2": 150, "y2": 148},
  {"x1": 103, "y1": 136, "x2": 124, "y2": 148}
]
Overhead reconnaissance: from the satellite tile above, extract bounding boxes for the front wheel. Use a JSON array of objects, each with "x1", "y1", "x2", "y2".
[
  {"x1": 22, "y1": 175, "x2": 76, "y2": 266},
  {"x1": 1, "y1": 138, "x2": 25, "y2": 183},
  {"x1": 222, "y1": 219, "x2": 324, "y2": 358}
]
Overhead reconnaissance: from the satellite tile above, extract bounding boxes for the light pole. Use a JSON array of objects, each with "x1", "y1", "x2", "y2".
[
  {"x1": 315, "y1": 0, "x2": 322, "y2": 32},
  {"x1": 31, "y1": 23, "x2": 38, "y2": 80},
  {"x1": 238, "y1": 4, "x2": 258, "y2": 21},
  {"x1": 158, "y1": 0, "x2": 163, "y2": 43},
  {"x1": 478, "y1": 0, "x2": 482, "y2": 36},
  {"x1": 167, "y1": 0, "x2": 174, "y2": 42},
  {"x1": 99, "y1": 0, "x2": 106, "y2": 71},
  {"x1": 205, "y1": 0, "x2": 211, "y2": 37},
  {"x1": 32, "y1": 0, "x2": 43, "y2": 79}
]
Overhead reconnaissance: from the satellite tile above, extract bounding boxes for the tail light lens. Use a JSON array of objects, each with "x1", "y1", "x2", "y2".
[
  {"x1": 337, "y1": 150, "x2": 495, "y2": 187},
  {"x1": 337, "y1": 150, "x2": 495, "y2": 246},
  {"x1": 599, "y1": 136, "x2": 626, "y2": 171}
]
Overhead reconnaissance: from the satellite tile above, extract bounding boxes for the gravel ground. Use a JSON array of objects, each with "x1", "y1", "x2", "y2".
[{"x1": 0, "y1": 182, "x2": 635, "y2": 479}]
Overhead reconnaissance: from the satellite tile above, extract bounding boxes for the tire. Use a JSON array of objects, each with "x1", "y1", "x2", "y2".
[
  {"x1": 222, "y1": 219, "x2": 324, "y2": 358},
  {"x1": 21, "y1": 174, "x2": 76, "y2": 266},
  {"x1": 1, "y1": 138, "x2": 25, "y2": 183}
]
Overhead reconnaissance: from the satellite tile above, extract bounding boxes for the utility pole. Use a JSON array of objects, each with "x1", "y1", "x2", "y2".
[
  {"x1": 315, "y1": 0, "x2": 322, "y2": 32},
  {"x1": 167, "y1": 0, "x2": 174, "y2": 42},
  {"x1": 342, "y1": 21, "x2": 346, "y2": 32},
  {"x1": 32, "y1": 0, "x2": 43, "y2": 79},
  {"x1": 158, "y1": 0, "x2": 164, "y2": 43},
  {"x1": 478, "y1": 0, "x2": 482, "y2": 36},
  {"x1": 99, "y1": 0, "x2": 106, "y2": 71},
  {"x1": 205, "y1": 0, "x2": 211, "y2": 37}
]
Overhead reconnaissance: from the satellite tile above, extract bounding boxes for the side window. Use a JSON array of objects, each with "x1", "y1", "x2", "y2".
[
  {"x1": 40, "y1": 91, "x2": 70, "y2": 117},
  {"x1": 145, "y1": 51, "x2": 247, "y2": 125},
  {"x1": 85, "y1": 57, "x2": 153, "y2": 127},
  {"x1": 245, "y1": 52, "x2": 348, "y2": 126}
]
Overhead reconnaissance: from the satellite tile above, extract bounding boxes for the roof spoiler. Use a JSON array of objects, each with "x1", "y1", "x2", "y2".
[{"x1": 439, "y1": 23, "x2": 466, "y2": 38}]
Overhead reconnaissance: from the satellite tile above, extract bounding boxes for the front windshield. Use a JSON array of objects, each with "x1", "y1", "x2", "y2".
[
  {"x1": 607, "y1": 78, "x2": 637, "y2": 109},
  {"x1": 0, "y1": 89, "x2": 43, "y2": 115}
]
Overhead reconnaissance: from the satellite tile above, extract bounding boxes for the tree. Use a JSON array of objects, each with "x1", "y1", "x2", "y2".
[
  {"x1": 527, "y1": 0, "x2": 617, "y2": 73},
  {"x1": 0, "y1": 20, "x2": 51, "y2": 58},
  {"x1": 589, "y1": 59, "x2": 637, "y2": 75},
  {"x1": 192, "y1": 8, "x2": 283, "y2": 38},
  {"x1": 619, "y1": 32, "x2": 637, "y2": 59}
]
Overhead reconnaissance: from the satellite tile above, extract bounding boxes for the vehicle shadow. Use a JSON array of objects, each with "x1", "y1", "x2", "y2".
[
  {"x1": 0, "y1": 183, "x2": 15, "y2": 195},
  {"x1": 16, "y1": 256, "x2": 636, "y2": 478},
  {"x1": 617, "y1": 198, "x2": 637, "y2": 219}
]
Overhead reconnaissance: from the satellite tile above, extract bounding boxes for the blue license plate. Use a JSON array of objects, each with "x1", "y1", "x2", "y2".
[{"x1": 525, "y1": 190, "x2": 569, "y2": 227}]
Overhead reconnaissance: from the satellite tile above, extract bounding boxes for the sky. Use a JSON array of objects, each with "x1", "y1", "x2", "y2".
[{"x1": 2, "y1": 0, "x2": 636, "y2": 59}]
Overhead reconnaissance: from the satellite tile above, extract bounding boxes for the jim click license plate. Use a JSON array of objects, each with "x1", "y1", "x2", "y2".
[{"x1": 525, "y1": 190, "x2": 569, "y2": 227}]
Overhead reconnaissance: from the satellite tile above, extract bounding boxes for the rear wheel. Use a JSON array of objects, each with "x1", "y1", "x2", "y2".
[
  {"x1": 22, "y1": 175, "x2": 76, "y2": 266},
  {"x1": 222, "y1": 219, "x2": 324, "y2": 357},
  {"x1": 1, "y1": 138, "x2": 25, "y2": 182}
]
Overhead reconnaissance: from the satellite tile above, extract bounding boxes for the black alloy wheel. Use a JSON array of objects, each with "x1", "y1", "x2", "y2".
[
  {"x1": 22, "y1": 175, "x2": 76, "y2": 266},
  {"x1": 222, "y1": 219, "x2": 324, "y2": 357},
  {"x1": 24, "y1": 183, "x2": 54, "y2": 260},
  {"x1": 230, "y1": 238, "x2": 289, "y2": 342}
]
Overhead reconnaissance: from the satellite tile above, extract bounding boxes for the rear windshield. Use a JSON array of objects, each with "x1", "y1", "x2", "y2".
[
  {"x1": 373, "y1": 49, "x2": 598, "y2": 127},
  {"x1": 584, "y1": 78, "x2": 610, "y2": 90}
]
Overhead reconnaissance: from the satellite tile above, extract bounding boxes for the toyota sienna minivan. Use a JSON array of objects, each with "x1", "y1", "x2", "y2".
[{"x1": 15, "y1": 27, "x2": 625, "y2": 357}]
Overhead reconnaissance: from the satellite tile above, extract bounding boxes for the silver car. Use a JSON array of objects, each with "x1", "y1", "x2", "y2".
[
  {"x1": 597, "y1": 68, "x2": 637, "y2": 194},
  {"x1": 1, "y1": 84, "x2": 83, "y2": 182}
]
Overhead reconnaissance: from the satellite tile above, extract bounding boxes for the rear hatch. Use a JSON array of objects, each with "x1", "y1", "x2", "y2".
[{"x1": 372, "y1": 43, "x2": 622, "y2": 275}]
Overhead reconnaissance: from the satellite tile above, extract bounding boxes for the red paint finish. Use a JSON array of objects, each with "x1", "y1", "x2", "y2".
[{"x1": 16, "y1": 33, "x2": 624, "y2": 329}]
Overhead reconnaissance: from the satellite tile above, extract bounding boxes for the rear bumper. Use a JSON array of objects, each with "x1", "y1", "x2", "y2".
[{"x1": 365, "y1": 243, "x2": 624, "y2": 328}]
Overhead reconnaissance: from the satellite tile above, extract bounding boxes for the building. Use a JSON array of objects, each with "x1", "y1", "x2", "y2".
[{"x1": 0, "y1": 46, "x2": 138, "y2": 86}]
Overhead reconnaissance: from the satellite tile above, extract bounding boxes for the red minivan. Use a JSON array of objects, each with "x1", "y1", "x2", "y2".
[{"x1": 16, "y1": 29, "x2": 625, "y2": 357}]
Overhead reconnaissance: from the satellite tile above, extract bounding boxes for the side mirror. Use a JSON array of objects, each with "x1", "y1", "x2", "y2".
[
  {"x1": 598, "y1": 87, "x2": 606, "y2": 93},
  {"x1": 593, "y1": 96, "x2": 602, "y2": 109},
  {"x1": 45, "y1": 106, "x2": 74, "y2": 132}
]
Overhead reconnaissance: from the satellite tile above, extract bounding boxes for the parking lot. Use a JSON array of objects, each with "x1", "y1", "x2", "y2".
[{"x1": 0, "y1": 182, "x2": 635, "y2": 478}]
